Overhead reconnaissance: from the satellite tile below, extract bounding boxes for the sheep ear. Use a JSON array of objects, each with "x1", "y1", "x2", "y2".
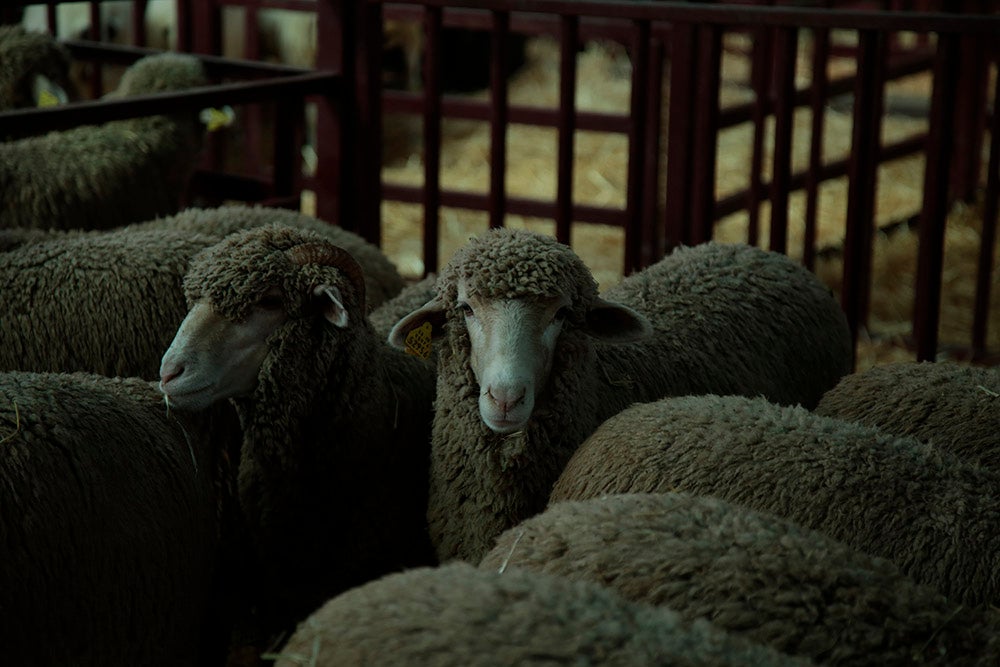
[
  {"x1": 584, "y1": 297, "x2": 654, "y2": 343},
  {"x1": 388, "y1": 295, "x2": 448, "y2": 350},
  {"x1": 315, "y1": 285, "x2": 349, "y2": 329}
]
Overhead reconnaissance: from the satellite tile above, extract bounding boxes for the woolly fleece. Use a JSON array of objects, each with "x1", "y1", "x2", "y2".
[
  {"x1": 423, "y1": 229, "x2": 851, "y2": 562},
  {"x1": 0, "y1": 53, "x2": 207, "y2": 230},
  {"x1": 183, "y1": 224, "x2": 436, "y2": 637},
  {"x1": 549, "y1": 394, "x2": 1000, "y2": 608},
  {"x1": 275, "y1": 563, "x2": 808, "y2": 667},
  {"x1": 481, "y1": 493, "x2": 1000, "y2": 666},
  {"x1": 815, "y1": 361, "x2": 1000, "y2": 472},
  {"x1": 0, "y1": 371, "x2": 232, "y2": 665},
  {"x1": 0, "y1": 205, "x2": 402, "y2": 379},
  {"x1": 0, "y1": 25, "x2": 74, "y2": 111},
  {"x1": 132, "y1": 204, "x2": 405, "y2": 310}
]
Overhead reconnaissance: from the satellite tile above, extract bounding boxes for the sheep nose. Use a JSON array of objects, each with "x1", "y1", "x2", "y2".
[
  {"x1": 159, "y1": 364, "x2": 184, "y2": 388},
  {"x1": 486, "y1": 386, "x2": 525, "y2": 415}
]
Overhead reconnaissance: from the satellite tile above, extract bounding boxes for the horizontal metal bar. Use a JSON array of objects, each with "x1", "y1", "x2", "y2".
[
  {"x1": 0, "y1": 72, "x2": 339, "y2": 138},
  {"x1": 376, "y1": 0, "x2": 1000, "y2": 35}
]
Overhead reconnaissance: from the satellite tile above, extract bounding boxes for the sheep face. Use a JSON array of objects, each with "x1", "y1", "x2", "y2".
[
  {"x1": 159, "y1": 285, "x2": 351, "y2": 411},
  {"x1": 159, "y1": 224, "x2": 365, "y2": 411}
]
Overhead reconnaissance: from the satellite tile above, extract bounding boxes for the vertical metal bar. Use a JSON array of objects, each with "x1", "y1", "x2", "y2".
[
  {"x1": 972, "y1": 62, "x2": 999, "y2": 357},
  {"x1": 971, "y1": 74, "x2": 999, "y2": 356},
  {"x1": 423, "y1": 6, "x2": 444, "y2": 273},
  {"x1": 914, "y1": 31, "x2": 962, "y2": 361},
  {"x1": 133, "y1": 0, "x2": 148, "y2": 47},
  {"x1": 47, "y1": 4, "x2": 57, "y2": 33},
  {"x1": 175, "y1": 0, "x2": 192, "y2": 53},
  {"x1": 245, "y1": 5, "x2": 261, "y2": 59},
  {"x1": 555, "y1": 15, "x2": 578, "y2": 245},
  {"x1": 244, "y1": 6, "x2": 263, "y2": 186},
  {"x1": 488, "y1": 11, "x2": 511, "y2": 230},
  {"x1": 190, "y1": 0, "x2": 219, "y2": 55},
  {"x1": 663, "y1": 22, "x2": 696, "y2": 251},
  {"x1": 842, "y1": 29, "x2": 886, "y2": 366},
  {"x1": 767, "y1": 26, "x2": 798, "y2": 254},
  {"x1": 314, "y1": 0, "x2": 349, "y2": 226},
  {"x1": 949, "y1": 33, "x2": 988, "y2": 202},
  {"x1": 746, "y1": 26, "x2": 774, "y2": 246},
  {"x1": 803, "y1": 27, "x2": 830, "y2": 271},
  {"x1": 624, "y1": 19, "x2": 650, "y2": 272},
  {"x1": 354, "y1": 0, "x2": 384, "y2": 245},
  {"x1": 689, "y1": 23, "x2": 722, "y2": 246},
  {"x1": 642, "y1": 38, "x2": 666, "y2": 264},
  {"x1": 88, "y1": 2, "x2": 103, "y2": 96},
  {"x1": 273, "y1": 96, "x2": 305, "y2": 203}
]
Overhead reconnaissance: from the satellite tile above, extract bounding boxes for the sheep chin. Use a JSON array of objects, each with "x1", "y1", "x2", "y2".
[{"x1": 480, "y1": 409, "x2": 531, "y2": 435}]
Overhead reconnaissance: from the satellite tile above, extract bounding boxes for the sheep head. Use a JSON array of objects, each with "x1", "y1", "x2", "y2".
[
  {"x1": 390, "y1": 229, "x2": 652, "y2": 434},
  {"x1": 159, "y1": 224, "x2": 366, "y2": 411}
]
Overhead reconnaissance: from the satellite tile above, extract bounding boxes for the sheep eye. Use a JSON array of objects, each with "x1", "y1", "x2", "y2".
[
  {"x1": 256, "y1": 294, "x2": 284, "y2": 310},
  {"x1": 458, "y1": 302, "x2": 474, "y2": 317}
]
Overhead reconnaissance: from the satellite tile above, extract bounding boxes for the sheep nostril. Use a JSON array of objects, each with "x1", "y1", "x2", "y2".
[
  {"x1": 160, "y1": 367, "x2": 184, "y2": 386},
  {"x1": 487, "y1": 386, "x2": 526, "y2": 414}
]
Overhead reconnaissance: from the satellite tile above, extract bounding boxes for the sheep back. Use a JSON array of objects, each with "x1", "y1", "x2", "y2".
[
  {"x1": 132, "y1": 204, "x2": 405, "y2": 308},
  {"x1": 0, "y1": 371, "x2": 228, "y2": 665},
  {"x1": 481, "y1": 492, "x2": 1000, "y2": 666},
  {"x1": 0, "y1": 53, "x2": 207, "y2": 230},
  {"x1": 549, "y1": 394, "x2": 1000, "y2": 607},
  {"x1": 815, "y1": 361, "x2": 1000, "y2": 472},
  {"x1": 0, "y1": 227, "x2": 216, "y2": 378},
  {"x1": 274, "y1": 563, "x2": 807, "y2": 667}
]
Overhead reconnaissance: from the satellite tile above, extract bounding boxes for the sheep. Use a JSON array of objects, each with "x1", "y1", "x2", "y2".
[
  {"x1": 158, "y1": 223, "x2": 437, "y2": 640},
  {"x1": 548, "y1": 393, "x2": 1000, "y2": 608},
  {"x1": 271, "y1": 562, "x2": 807, "y2": 667},
  {"x1": 0, "y1": 370, "x2": 236, "y2": 665},
  {"x1": 388, "y1": 229, "x2": 852, "y2": 562},
  {"x1": 0, "y1": 52, "x2": 208, "y2": 230},
  {"x1": 480, "y1": 492, "x2": 1000, "y2": 666},
  {"x1": 0, "y1": 24, "x2": 75, "y2": 112},
  {"x1": 0, "y1": 205, "x2": 403, "y2": 379},
  {"x1": 814, "y1": 361, "x2": 1000, "y2": 472},
  {"x1": 368, "y1": 273, "x2": 437, "y2": 341}
]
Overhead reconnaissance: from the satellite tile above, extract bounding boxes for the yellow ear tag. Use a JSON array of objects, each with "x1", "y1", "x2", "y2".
[
  {"x1": 199, "y1": 105, "x2": 235, "y2": 132},
  {"x1": 404, "y1": 322, "x2": 433, "y2": 359},
  {"x1": 37, "y1": 89, "x2": 59, "y2": 108}
]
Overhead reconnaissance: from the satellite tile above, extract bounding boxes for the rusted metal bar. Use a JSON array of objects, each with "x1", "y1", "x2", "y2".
[
  {"x1": 803, "y1": 27, "x2": 831, "y2": 271},
  {"x1": 314, "y1": 0, "x2": 348, "y2": 226},
  {"x1": 354, "y1": 0, "x2": 385, "y2": 244},
  {"x1": 488, "y1": 10, "x2": 511, "y2": 230},
  {"x1": 87, "y1": 1, "x2": 104, "y2": 96},
  {"x1": 950, "y1": 33, "x2": 989, "y2": 201},
  {"x1": 623, "y1": 19, "x2": 650, "y2": 272},
  {"x1": 914, "y1": 31, "x2": 962, "y2": 361},
  {"x1": 133, "y1": 0, "x2": 148, "y2": 47},
  {"x1": 663, "y1": 21, "x2": 696, "y2": 250},
  {"x1": 272, "y1": 95, "x2": 305, "y2": 204},
  {"x1": 689, "y1": 23, "x2": 722, "y2": 246},
  {"x1": 841, "y1": 29, "x2": 886, "y2": 364},
  {"x1": 641, "y1": 37, "x2": 666, "y2": 265},
  {"x1": 555, "y1": 14, "x2": 579, "y2": 245},
  {"x1": 767, "y1": 26, "x2": 798, "y2": 254},
  {"x1": 423, "y1": 5, "x2": 444, "y2": 273},
  {"x1": 746, "y1": 25, "x2": 773, "y2": 246},
  {"x1": 243, "y1": 4, "x2": 265, "y2": 187},
  {"x1": 972, "y1": 62, "x2": 1000, "y2": 357}
]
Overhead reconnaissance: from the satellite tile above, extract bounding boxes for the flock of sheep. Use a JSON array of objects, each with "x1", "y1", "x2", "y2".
[{"x1": 3, "y1": 18, "x2": 1000, "y2": 667}]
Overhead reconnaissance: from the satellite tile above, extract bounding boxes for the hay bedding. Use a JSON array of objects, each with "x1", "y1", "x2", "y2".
[{"x1": 309, "y1": 33, "x2": 996, "y2": 364}]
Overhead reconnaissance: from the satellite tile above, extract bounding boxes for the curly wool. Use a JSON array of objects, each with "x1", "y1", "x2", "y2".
[
  {"x1": 184, "y1": 224, "x2": 436, "y2": 637},
  {"x1": 0, "y1": 371, "x2": 233, "y2": 665},
  {"x1": 276, "y1": 563, "x2": 807, "y2": 667},
  {"x1": 426, "y1": 232, "x2": 852, "y2": 562},
  {"x1": 481, "y1": 493, "x2": 1000, "y2": 666},
  {"x1": 815, "y1": 361, "x2": 1000, "y2": 472},
  {"x1": 550, "y1": 394, "x2": 1000, "y2": 608},
  {"x1": 0, "y1": 25, "x2": 74, "y2": 111},
  {"x1": 0, "y1": 206, "x2": 402, "y2": 379},
  {"x1": 0, "y1": 53, "x2": 207, "y2": 230}
]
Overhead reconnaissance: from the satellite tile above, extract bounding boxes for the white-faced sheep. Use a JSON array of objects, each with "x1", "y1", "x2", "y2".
[
  {"x1": 272, "y1": 563, "x2": 807, "y2": 667},
  {"x1": 815, "y1": 361, "x2": 1000, "y2": 472},
  {"x1": 388, "y1": 229, "x2": 852, "y2": 562},
  {"x1": 0, "y1": 205, "x2": 403, "y2": 379},
  {"x1": 549, "y1": 394, "x2": 1000, "y2": 608},
  {"x1": 480, "y1": 492, "x2": 1000, "y2": 666},
  {"x1": 0, "y1": 370, "x2": 236, "y2": 665},
  {"x1": 0, "y1": 52, "x2": 207, "y2": 230},
  {"x1": 0, "y1": 24, "x2": 75, "y2": 112},
  {"x1": 158, "y1": 224, "x2": 437, "y2": 639}
]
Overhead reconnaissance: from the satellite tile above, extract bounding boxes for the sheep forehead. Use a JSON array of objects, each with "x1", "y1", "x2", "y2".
[
  {"x1": 182, "y1": 225, "x2": 336, "y2": 320},
  {"x1": 442, "y1": 229, "x2": 598, "y2": 303}
]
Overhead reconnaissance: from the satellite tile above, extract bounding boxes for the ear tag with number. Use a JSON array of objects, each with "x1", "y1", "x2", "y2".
[{"x1": 404, "y1": 322, "x2": 433, "y2": 359}]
